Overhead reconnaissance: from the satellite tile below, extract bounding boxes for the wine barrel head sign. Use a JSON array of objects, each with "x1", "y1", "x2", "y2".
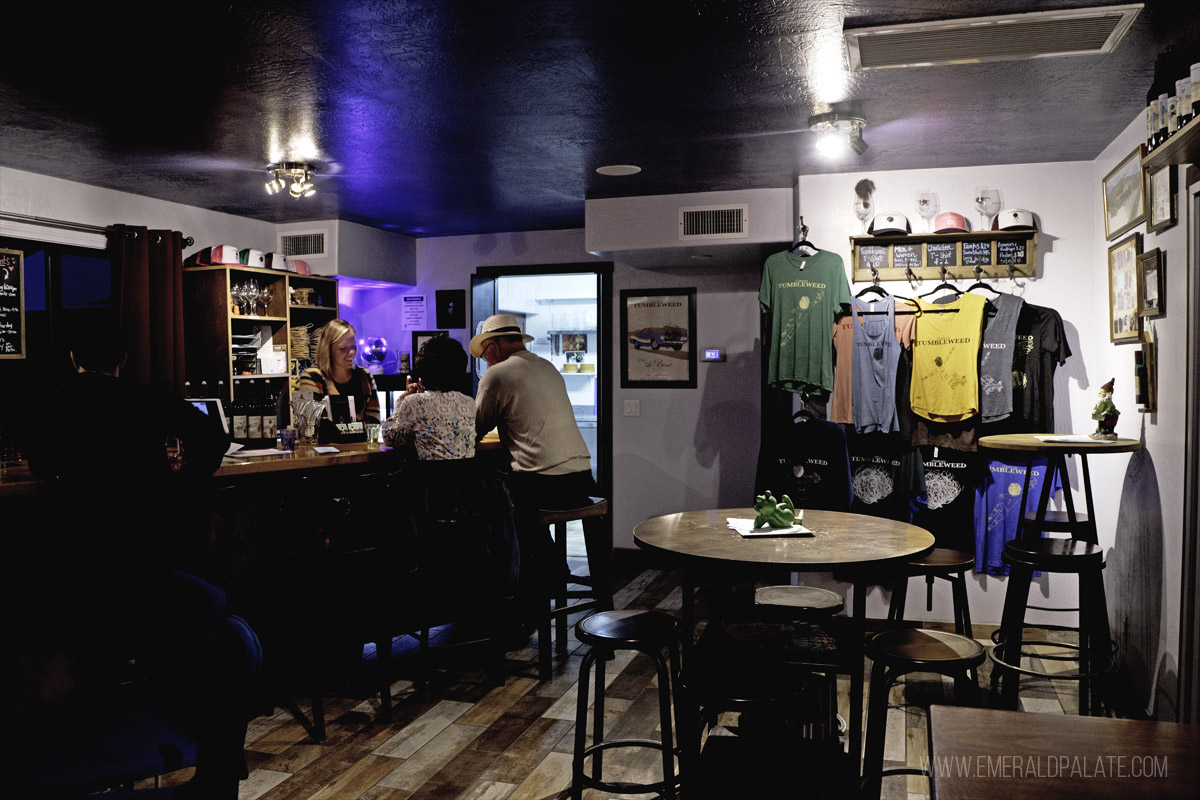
[
  {"x1": 0, "y1": 249, "x2": 25, "y2": 359},
  {"x1": 961, "y1": 240, "x2": 993, "y2": 267}
]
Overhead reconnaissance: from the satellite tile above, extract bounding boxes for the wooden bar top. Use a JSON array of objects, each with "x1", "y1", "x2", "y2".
[
  {"x1": 929, "y1": 705, "x2": 1199, "y2": 799},
  {"x1": 212, "y1": 442, "x2": 400, "y2": 478},
  {"x1": 978, "y1": 433, "x2": 1141, "y2": 455}
]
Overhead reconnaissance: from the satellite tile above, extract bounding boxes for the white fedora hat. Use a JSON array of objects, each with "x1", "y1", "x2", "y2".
[{"x1": 469, "y1": 314, "x2": 534, "y2": 357}]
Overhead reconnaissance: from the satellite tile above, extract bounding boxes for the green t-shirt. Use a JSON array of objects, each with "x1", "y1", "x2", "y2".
[{"x1": 758, "y1": 249, "x2": 851, "y2": 394}]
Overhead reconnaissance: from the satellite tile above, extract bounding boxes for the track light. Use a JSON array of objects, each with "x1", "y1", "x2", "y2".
[
  {"x1": 808, "y1": 113, "x2": 868, "y2": 158},
  {"x1": 265, "y1": 162, "x2": 317, "y2": 199}
]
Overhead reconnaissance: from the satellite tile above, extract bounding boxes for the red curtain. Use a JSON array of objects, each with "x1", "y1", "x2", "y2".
[{"x1": 109, "y1": 225, "x2": 186, "y2": 395}]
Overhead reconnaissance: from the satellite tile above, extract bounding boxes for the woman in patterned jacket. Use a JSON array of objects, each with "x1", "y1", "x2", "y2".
[{"x1": 382, "y1": 333, "x2": 475, "y2": 459}]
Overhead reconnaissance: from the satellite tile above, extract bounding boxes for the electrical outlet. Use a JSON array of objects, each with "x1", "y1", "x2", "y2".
[{"x1": 624, "y1": 399, "x2": 640, "y2": 416}]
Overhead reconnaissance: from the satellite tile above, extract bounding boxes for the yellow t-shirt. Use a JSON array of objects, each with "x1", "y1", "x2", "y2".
[{"x1": 910, "y1": 294, "x2": 986, "y2": 422}]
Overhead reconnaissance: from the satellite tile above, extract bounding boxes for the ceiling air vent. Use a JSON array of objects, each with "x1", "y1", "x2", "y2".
[
  {"x1": 279, "y1": 230, "x2": 328, "y2": 257},
  {"x1": 845, "y1": 4, "x2": 1142, "y2": 70},
  {"x1": 679, "y1": 204, "x2": 749, "y2": 241}
]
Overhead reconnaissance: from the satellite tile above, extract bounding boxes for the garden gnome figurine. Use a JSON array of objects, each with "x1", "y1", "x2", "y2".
[{"x1": 1090, "y1": 378, "x2": 1119, "y2": 440}]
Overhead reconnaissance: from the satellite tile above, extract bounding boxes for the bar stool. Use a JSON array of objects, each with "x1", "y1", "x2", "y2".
[
  {"x1": 887, "y1": 548, "x2": 974, "y2": 637},
  {"x1": 862, "y1": 628, "x2": 985, "y2": 800},
  {"x1": 989, "y1": 537, "x2": 1116, "y2": 716},
  {"x1": 572, "y1": 610, "x2": 681, "y2": 800},
  {"x1": 538, "y1": 497, "x2": 612, "y2": 680},
  {"x1": 753, "y1": 584, "x2": 845, "y2": 620}
]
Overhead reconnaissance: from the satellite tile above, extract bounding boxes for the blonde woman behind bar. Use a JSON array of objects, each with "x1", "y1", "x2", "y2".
[{"x1": 296, "y1": 319, "x2": 380, "y2": 424}]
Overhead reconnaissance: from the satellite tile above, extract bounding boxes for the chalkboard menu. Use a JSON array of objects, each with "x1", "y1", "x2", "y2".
[
  {"x1": 892, "y1": 243, "x2": 923, "y2": 271},
  {"x1": 0, "y1": 249, "x2": 24, "y2": 359},
  {"x1": 996, "y1": 239, "x2": 1027, "y2": 265},
  {"x1": 961, "y1": 240, "x2": 992, "y2": 267},
  {"x1": 858, "y1": 245, "x2": 887, "y2": 272},
  {"x1": 927, "y1": 241, "x2": 957, "y2": 268}
]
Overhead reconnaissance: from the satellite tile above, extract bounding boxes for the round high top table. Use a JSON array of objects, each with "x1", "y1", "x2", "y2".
[
  {"x1": 634, "y1": 508, "x2": 935, "y2": 770},
  {"x1": 977, "y1": 434, "x2": 1141, "y2": 543}
]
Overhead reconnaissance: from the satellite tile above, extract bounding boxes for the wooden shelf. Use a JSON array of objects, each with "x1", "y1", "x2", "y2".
[
  {"x1": 1143, "y1": 113, "x2": 1200, "y2": 170},
  {"x1": 232, "y1": 314, "x2": 287, "y2": 322},
  {"x1": 849, "y1": 230, "x2": 1036, "y2": 283},
  {"x1": 289, "y1": 304, "x2": 337, "y2": 311},
  {"x1": 233, "y1": 373, "x2": 289, "y2": 380}
]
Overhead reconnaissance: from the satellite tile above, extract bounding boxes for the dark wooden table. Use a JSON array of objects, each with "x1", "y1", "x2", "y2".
[
  {"x1": 634, "y1": 507, "x2": 935, "y2": 768},
  {"x1": 928, "y1": 705, "x2": 1200, "y2": 799}
]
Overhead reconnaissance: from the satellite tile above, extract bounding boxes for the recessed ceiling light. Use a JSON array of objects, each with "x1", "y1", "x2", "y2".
[{"x1": 596, "y1": 164, "x2": 642, "y2": 176}]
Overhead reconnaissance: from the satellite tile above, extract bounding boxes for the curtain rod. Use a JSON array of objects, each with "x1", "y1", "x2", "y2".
[{"x1": 0, "y1": 211, "x2": 193, "y2": 246}]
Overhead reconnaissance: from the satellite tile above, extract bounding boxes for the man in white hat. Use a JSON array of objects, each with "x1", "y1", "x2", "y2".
[{"x1": 471, "y1": 315, "x2": 607, "y2": 609}]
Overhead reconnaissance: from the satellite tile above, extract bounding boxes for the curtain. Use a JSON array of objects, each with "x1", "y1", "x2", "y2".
[{"x1": 109, "y1": 225, "x2": 186, "y2": 394}]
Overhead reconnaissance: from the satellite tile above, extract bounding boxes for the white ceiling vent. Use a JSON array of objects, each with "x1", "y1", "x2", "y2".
[
  {"x1": 679, "y1": 204, "x2": 749, "y2": 240},
  {"x1": 279, "y1": 229, "x2": 328, "y2": 257},
  {"x1": 845, "y1": 4, "x2": 1142, "y2": 70}
]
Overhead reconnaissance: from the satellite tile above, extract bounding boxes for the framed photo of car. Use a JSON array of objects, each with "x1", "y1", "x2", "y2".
[{"x1": 620, "y1": 287, "x2": 697, "y2": 389}]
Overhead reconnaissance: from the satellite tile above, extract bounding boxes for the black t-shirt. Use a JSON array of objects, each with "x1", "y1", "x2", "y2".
[
  {"x1": 755, "y1": 414, "x2": 853, "y2": 511},
  {"x1": 911, "y1": 448, "x2": 981, "y2": 553},
  {"x1": 848, "y1": 431, "x2": 926, "y2": 523},
  {"x1": 1006, "y1": 303, "x2": 1071, "y2": 432}
]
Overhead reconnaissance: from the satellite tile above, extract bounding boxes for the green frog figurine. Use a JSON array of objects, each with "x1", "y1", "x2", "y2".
[{"x1": 753, "y1": 491, "x2": 797, "y2": 528}]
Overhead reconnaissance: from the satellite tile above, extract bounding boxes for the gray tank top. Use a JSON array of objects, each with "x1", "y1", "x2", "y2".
[
  {"x1": 979, "y1": 293, "x2": 1025, "y2": 423},
  {"x1": 851, "y1": 296, "x2": 900, "y2": 433}
]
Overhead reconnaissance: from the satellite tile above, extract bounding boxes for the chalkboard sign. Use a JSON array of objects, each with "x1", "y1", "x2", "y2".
[
  {"x1": 926, "y1": 242, "x2": 957, "y2": 268},
  {"x1": 0, "y1": 249, "x2": 25, "y2": 359},
  {"x1": 961, "y1": 240, "x2": 992, "y2": 267},
  {"x1": 858, "y1": 245, "x2": 887, "y2": 272},
  {"x1": 996, "y1": 239, "x2": 1027, "y2": 265},
  {"x1": 893, "y1": 243, "x2": 923, "y2": 271}
]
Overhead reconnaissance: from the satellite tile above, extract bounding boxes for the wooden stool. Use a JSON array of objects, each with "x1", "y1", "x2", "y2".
[
  {"x1": 862, "y1": 628, "x2": 985, "y2": 800},
  {"x1": 887, "y1": 548, "x2": 974, "y2": 637},
  {"x1": 989, "y1": 537, "x2": 1116, "y2": 716},
  {"x1": 572, "y1": 610, "x2": 681, "y2": 800},
  {"x1": 538, "y1": 497, "x2": 612, "y2": 679}
]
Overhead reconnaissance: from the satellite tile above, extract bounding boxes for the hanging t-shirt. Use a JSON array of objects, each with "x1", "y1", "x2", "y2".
[
  {"x1": 911, "y1": 448, "x2": 979, "y2": 553},
  {"x1": 829, "y1": 300, "x2": 916, "y2": 428},
  {"x1": 754, "y1": 413, "x2": 853, "y2": 511},
  {"x1": 1006, "y1": 303, "x2": 1072, "y2": 432},
  {"x1": 910, "y1": 294, "x2": 986, "y2": 422},
  {"x1": 978, "y1": 293, "x2": 1025, "y2": 424},
  {"x1": 848, "y1": 431, "x2": 926, "y2": 523},
  {"x1": 973, "y1": 457, "x2": 1062, "y2": 575},
  {"x1": 759, "y1": 250, "x2": 852, "y2": 395}
]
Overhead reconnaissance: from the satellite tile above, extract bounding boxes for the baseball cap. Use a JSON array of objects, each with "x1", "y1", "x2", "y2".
[{"x1": 868, "y1": 213, "x2": 910, "y2": 235}]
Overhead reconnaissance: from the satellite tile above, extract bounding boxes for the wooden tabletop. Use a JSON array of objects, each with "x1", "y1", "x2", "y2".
[
  {"x1": 213, "y1": 442, "x2": 399, "y2": 478},
  {"x1": 633, "y1": 507, "x2": 935, "y2": 570},
  {"x1": 978, "y1": 433, "x2": 1141, "y2": 455},
  {"x1": 929, "y1": 705, "x2": 1199, "y2": 799}
]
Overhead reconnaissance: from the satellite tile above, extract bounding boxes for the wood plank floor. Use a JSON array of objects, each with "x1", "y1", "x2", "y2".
[{"x1": 147, "y1": 546, "x2": 1087, "y2": 800}]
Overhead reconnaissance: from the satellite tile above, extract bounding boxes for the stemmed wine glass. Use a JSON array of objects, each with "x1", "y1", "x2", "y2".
[
  {"x1": 258, "y1": 285, "x2": 273, "y2": 316},
  {"x1": 974, "y1": 187, "x2": 1001, "y2": 230},
  {"x1": 853, "y1": 196, "x2": 873, "y2": 234},
  {"x1": 916, "y1": 191, "x2": 940, "y2": 232}
]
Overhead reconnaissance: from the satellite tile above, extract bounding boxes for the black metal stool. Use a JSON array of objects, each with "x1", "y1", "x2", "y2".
[
  {"x1": 989, "y1": 537, "x2": 1116, "y2": 716},
  {"x1": 539, "y1": 498, "x2": 612, "y2": 680},
  {"x1": 862, "y1": 628, "x2": 985, "y2": 800},
  {"x1": 754, "y1": 584, "x2": 845, "y2": 620},
  {"x1": 887, "y1": 548, "x2": 974, "y2": 637},
  {"x1": 572, "y1": 610, "x2": 681, "y2": 800}
]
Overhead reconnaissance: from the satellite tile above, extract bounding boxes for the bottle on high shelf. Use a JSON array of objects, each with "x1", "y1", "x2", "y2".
[
  {"x1": 1157, "y1": 50, "x2": 1171, "y2": 147},
  {"x1": 1147, "y1": 52, "x2": 1164, "y2": 150},
  {"x1": 263, "y1": 390, "x2": 279, "y2": 442},
  {"x1": 184, "y1": 380, "x2": 192, "y2": 398},
  {"x1": 199, "y1": 379, "x2": 209, "y2": 397}
]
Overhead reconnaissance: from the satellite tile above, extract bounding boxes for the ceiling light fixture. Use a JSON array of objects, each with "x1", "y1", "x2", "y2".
[
  {"x1": 596, "y1": 164, "x2": 642, "y2": 176},
  {"x1": 265, "y1": 162, "x2": 317, "y2": 198},
  {"x1": 807, "y1": 113, "x2": 868, "y2": 157}
]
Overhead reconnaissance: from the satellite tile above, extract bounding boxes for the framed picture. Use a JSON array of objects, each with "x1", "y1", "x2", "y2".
[
  {"x1": 1145, "y1": 164, "x2": 1177, "y2": 234},
  {"x1": 1138, "y1": 247, "x2": 1165, "y2": 318},
  {"x1": 412, "y1": 329, "x2": 448, "y2": 358},
  {"x1": 1102, "y1": 145, "x2": 1146, "y2": 241},
  {"x1": 1107, "y1": 232, "x2": 1142, "y2": 344},
  {"x1": 435, "y1": 289, "x2": 466, "y2": 328},
  {"x1": 620, "y1": 287, "x2": 697, "y2": 388}
]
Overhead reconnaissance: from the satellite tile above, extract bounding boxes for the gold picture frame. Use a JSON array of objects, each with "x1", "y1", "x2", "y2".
[
  {"x1": 1107, "y1": 232, "x2": 1142, "y2": 343},
  {"x1": 1145, "y1": 164, "x2": 1177, "y2": 234},
  {"x1": 1101, "y1": 145, "x2": 1146, "y2": 241},
  {"x1": 1137, "y1": 247, "x2": 1164, "y2": 318}
]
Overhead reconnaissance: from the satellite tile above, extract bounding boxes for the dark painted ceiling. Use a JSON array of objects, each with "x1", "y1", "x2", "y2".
[{"x1": 0, "y1": 1, "x2": 1187, "y2": 238}]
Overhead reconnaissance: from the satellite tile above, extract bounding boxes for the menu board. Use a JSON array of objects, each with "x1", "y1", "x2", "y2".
[
  {"x1": 996, "y1": 239, "x2": 1027, "y2": 265},
  {"x1": 961, "y1": 240, "x2": 992, "y2": 267},
  {"x1": 892, "y1": 243, "x2": 923, "y2": 271},
  {"x1": 858, "y1": 245, "x2": 887, "y2": 272},
  {"x1": 0, "y1": 249, "x2": 25, "y2": 359},
  {"x1": 926, "y1": 241, "x2": 957, "y2": 268}
]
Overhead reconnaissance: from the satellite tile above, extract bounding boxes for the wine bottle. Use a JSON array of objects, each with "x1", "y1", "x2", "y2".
[
  {"x1": 247, "y1": 380, "x2": 263, "y2": 440},
  {"x1": 231, "y1": 393, "x2": 248, "y2": 441},
  {"x1": 184, "y1": 380, "x2": 192, "y2": 398},
  {"x1": 263, "y1": 390, "x2": 278, "y2": 441}
]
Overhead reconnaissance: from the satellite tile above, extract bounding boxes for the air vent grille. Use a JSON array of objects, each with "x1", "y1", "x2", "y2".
[
  {"x1": 279, "y1": 231, "x2": 327, "y2": 257},
  {"x1": 679, "y1": 204, "x2": 749, "y2": 240},
  {"x1": 846, "y1": 4, "x2": 1142, "y2": 70}
]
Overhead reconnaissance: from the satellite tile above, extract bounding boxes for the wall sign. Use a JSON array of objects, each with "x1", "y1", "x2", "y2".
[
  {"x1": 0, "y1": 249, "x2": 25, "y2": 359},
  {"x1": 996, "y1": 240, "x2": 1027, "y2": 265},
  {"x1": 960, "y1": 240, "x2": 992, "y2": 267},
  {"x1": 892, "y1": 243, "x2": 923, "y2": 271},
  {"x1": 858, "y1": 245, "x2": 887, "y2": 273},
  {"x1": 926, "y1": 242, "x2": 957, "y2": 268}
]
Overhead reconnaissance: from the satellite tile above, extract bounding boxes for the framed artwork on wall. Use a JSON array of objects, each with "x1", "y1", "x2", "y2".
[
  {"x1": 1101, "y1": 145, "x2": 1146, "y2": 241},
  {"x1": 620, "y1": 287, "x2": 696, "y2": 388},
  {"x1": 1145, "y1": 164, "x2": 1177, "y2": 234},
  {"x1": 1138, "y1": 247, "x2": 1165, "y2": 318},
  {"x1": 411, "y1": 329, "x2": 448, "y2": 359},
  {"x1": 435, "y1": 289, "x2": 466, "y2": 328},
  {"x1": 1107, "y1": 232, "x2": 1142, "y2": 344}
]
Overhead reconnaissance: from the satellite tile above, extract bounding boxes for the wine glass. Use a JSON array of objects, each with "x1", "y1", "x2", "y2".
[
  {"x1": 853, "y1": 196, "x2": 873, "y2": 234},
  {"x1": 974, "y1": 187, "x2": 1001, "y2": 230},
  {"x1": 916, "y1": 191, "x2": 940, "y2": 232},
  {"x1": 258, "y1": 285, "x2": 273, "y2": 316}
]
